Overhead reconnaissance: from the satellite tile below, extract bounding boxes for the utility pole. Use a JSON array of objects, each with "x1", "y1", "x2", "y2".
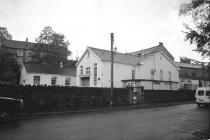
[{"x1": 110, "y1": 33, "x2": 114, "y2": 108}]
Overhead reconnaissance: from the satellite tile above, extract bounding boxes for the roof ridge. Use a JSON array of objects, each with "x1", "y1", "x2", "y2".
[
  {"x1": 88, "y1": 46, "x2": 140, "y2": 58},
  {"x1": 128, "y1": 45, "x2": 159, "y2": 54},
  {"x1": 4, "y1": 39, "x2": 34, "y2": 44}
]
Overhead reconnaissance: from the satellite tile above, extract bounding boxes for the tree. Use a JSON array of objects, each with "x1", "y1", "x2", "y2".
[
  {"x1": 32, "y1": 26, "x2": 71, "y2": 65},
  {"x1": 0, "y1": 49, "x2": 20, "y2": 85},
  {"x1": 179, "y1": 0, "x2": 210, "y2": 57},
  {"x1": 0, "y1": 27, "x2": 12, "y2": 40}
]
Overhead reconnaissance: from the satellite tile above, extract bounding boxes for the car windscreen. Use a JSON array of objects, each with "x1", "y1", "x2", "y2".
[
  {"x1": 198, "y1": 90, "x2": 204, "y2": 96},
  {"x1": 206, "y1": 91, "x2": 210, "y2": 96}
]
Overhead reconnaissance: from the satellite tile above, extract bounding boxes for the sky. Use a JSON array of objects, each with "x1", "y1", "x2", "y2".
[{"x1": 0, "y1": 0, "x2": 207, "y2": 62}]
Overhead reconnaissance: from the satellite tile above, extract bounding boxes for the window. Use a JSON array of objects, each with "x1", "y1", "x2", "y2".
[
  {"x1": 86, "y1": 67, "x2": 90, "y2": 74},
  {"x1": 206, "y1": 91, "x2": 210, "y2": 96},
  {"x1": 151, "y1": 69, "x2": 155, "y2": 80},
  {"x1": 198, "y1": 90, "x2": 204, "y2": 96},
  {"x1": 132, "y1": 69, "x2": 135, "y2": 79},
  {"x1": 168, "y1": 71, "x2": 171, "y2": 81},
  {"x1": 51, "y1": 77, "x2": 57, "y2": 85},
  {"x1": 127, "y1": 82, "x2": 134, "y2": 87},
  {"x1": 93, "y1": 63, "x2": 97, "y2": 86},
  {"x1": 80, "y1": 66, "x2": 83, "y2": 75},
  {"x1": 65, "y1": 77, "x2": 71, "y2": 86},
  {"x1": 33, "y1": 76, "x2": 40, "y2": 85},
  {"x1": 16, "y1": 49, "x2": 23, "y2": 56},
  {"x1": 160, "y1": 70, "x2": 163, "y2": 81}
]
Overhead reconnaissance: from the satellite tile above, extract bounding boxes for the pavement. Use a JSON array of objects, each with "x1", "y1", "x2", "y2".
[
  {"x1": 16, "y1": 101, "x2": 194, "y2": 119},
  {"x1": 0, "y1": 103, "x2": 209, "y2": 140}
]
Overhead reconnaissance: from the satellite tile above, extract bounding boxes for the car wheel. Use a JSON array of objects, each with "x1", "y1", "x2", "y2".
[{"x1": 0, "y1": 110, "x2": 14, "y2": 122}]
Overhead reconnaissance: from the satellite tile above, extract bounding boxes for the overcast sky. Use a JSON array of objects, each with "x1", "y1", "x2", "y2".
[{"x1": 0, "y1": 0, "x2": 206, "y2": 62}]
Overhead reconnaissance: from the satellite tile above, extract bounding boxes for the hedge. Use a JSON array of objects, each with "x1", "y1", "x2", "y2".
[
  {"x1": 0, "y1": 84, "x2": 129, "y2": 113},
  {"x1": 143, "y1": 90, "x2": 195, "y2": 103},
  {"x1": 0, "y1": 84, "x2": 196, "y2": 113}
]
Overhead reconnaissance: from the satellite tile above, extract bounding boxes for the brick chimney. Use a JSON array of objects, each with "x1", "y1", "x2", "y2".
[{"x1": 25, "y1": 37, "x2": 29, "y2": 48}]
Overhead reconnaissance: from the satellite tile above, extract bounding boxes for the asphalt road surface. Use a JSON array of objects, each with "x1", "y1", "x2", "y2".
[{"x1": 0, "y1": 103, "x2": 209, "y2": 140}]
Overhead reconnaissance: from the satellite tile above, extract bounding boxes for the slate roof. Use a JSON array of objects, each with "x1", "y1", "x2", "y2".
[
  {"x1": 24, "y1": 63, "x2": 76, "y2": 76},
  {"x1": 88, "y1": 47, "x2": 155, "y2": 65},
  {"x1": 128, "y1": 43, "x2": 174, "y2": 60},
  {"x1": 175, "y1": 62, "x2": 203, "y2": 69},
  {"x1": 1, "y1": 39, "x2": 34, "y2": 49}
]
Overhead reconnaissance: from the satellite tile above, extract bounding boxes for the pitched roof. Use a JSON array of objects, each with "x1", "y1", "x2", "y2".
[
  {"x1": 128, "y1": 43, "x2": 174, "y2": 60},
  {"x1": 23, "y1": 63, "x2": 76, "y2": 76},
  {"x1": 1, "y1": 39, "x2": 34, "y2": 49},
  {"x1": 88, "y1": 47, "x2": 154, "y2": 65},
  {"x1": 175, "y1": 62, "x2": 203, "y2": 69}
]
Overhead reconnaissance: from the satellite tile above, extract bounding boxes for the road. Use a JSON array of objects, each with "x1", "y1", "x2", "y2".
[{"x1": 0, "y1": 103, "x2": 209, "y2": 140}]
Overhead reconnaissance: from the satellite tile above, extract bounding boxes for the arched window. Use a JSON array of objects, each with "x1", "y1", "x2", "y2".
[
  {"x1": 160, "y1": 70, "x2": 163, "y2": 81},
  {"x1": 168, "y1": 71, "x2": 171, "y2": 81}
]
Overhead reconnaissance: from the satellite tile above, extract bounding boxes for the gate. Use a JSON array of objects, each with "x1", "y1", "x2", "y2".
[{"x1": 127, "y1": 86, "x2": 144, "y2": 105}]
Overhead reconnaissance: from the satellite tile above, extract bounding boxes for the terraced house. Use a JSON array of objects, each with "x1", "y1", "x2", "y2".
[{"x1": 76, "y1": 42, "x2": 179, "y2": 90}]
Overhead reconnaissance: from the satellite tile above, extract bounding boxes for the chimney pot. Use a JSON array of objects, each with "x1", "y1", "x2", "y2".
[{"x1": 159, "y1": 42, "x2": 163, "y2": 46}]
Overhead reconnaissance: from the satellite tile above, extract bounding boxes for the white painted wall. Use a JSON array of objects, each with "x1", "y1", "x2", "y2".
[
  {"x1": 76, "y1": 49, "x2": 102, "y2": 87},
  {"x1": 136, "y1": 52, "x2": 179, "y2": 90},
  {"x1": 20, "y1": 66, "x2": 76, "y2": 86},
  {"x1": 137, "y1": 52, "x2": 179, "y2": 82},
  {"x1": 101, "y1": 62, "x2": 135, "y2": 87},
  {"x1": 76, "y1": 49, "x2": 179, "y2": 90}
]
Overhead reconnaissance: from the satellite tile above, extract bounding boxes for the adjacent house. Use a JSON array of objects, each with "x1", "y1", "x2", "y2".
[
  {"x1": 176, "y1": 62, "x2": 210, "y2": 90},
  {"x1": 20, "y1": 63, "x2": 76, "y2": 86},
  {"x1": 76, "y1": 42, "x2": 179, "y2": 90},
  {"x1": 0, "y1": 38, "x2": 33, "y2": 64}
]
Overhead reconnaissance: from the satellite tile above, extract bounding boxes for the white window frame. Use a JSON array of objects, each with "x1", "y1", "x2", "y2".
[
  {"x1": 51, "y1": 77, "x2": 57, "y2": 86},
  {"x1": 168, "y1": 71, "x2": 171, "y2": 81},
  {"x1": 65, "y1": 77, "x2": 71, "y2": 86},
  {"x1": 160, "y1": 70, "x2": 163, "y2": 81},
  {"x1": 93, "y1": 63, "x2": 97, "y2": 86},
  {"x1": 132, "y1": 69, "x2": 135, "y2": 79},
  {"x1": 86, "y1": 67, "x2": 90, "y2": 74},
  {"x1": 80, "y1": 66, "x2": 83, "y2": 75},
  {"x1": 33, "y1": 75, "x2": 40, "y2": 85}
]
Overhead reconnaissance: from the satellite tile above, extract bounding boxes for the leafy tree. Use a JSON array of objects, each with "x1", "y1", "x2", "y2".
[
  {"x1": 0, "y1": 27, "x2": 12, "y2": 40},
  {"x1": 179, "y1": 0, "x2": 210, "y2": 57},
  {"x1": 0, "y1": 49, "x2": 20, "y2": 84},
  {"x1": 32, "y1": 26, "x2": 71, "y2": 65}
]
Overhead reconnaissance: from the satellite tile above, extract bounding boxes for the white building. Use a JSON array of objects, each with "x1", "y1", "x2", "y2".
[
  {"x1": 20, "y1": 63, "x2": 76, "y2": 86},
  {"x1": 76, "y1": 42, "x2": 179, "y2": 90}
]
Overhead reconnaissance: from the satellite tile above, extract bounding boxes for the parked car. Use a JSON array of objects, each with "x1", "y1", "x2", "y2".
[
  {"x1": 195, "y1": 87, "x2": 210, "y2": 107},
  {"x1": 0, "y1": 97, "x2": 23, "y2": 122}
]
